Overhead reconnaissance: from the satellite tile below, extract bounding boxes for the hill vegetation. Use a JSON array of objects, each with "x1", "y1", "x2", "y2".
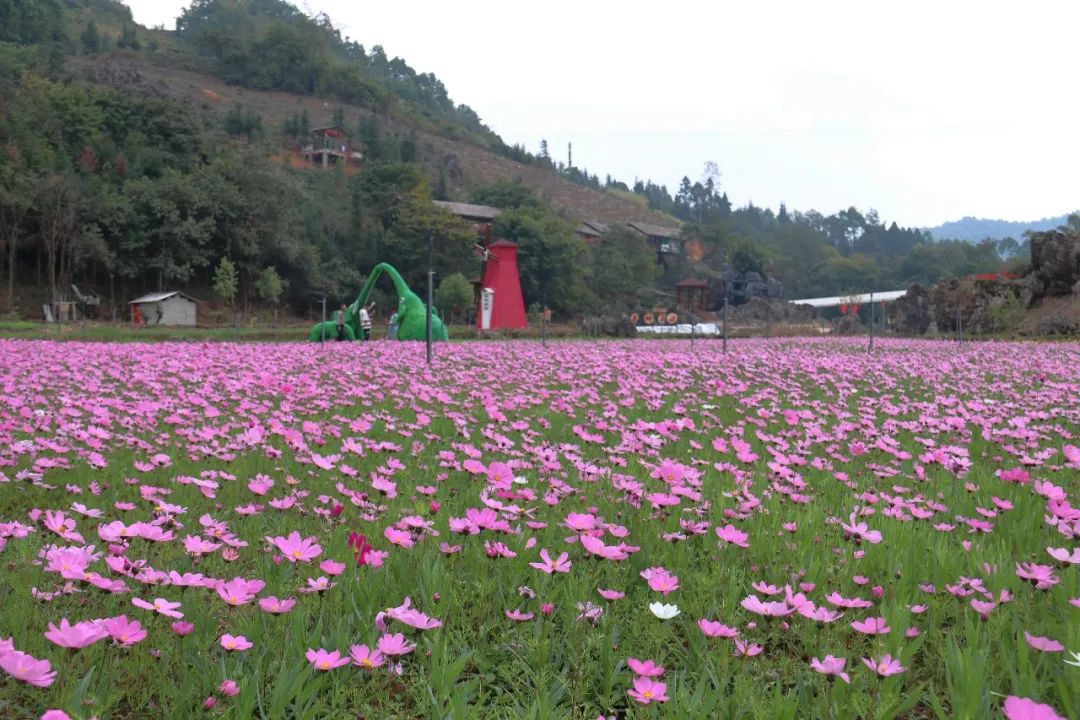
[
  {"x1": 0, "y1": 0, "x2": 1056, "y2": 323},
  {"x1": 924, "y1": 213, "x2": 1076, "y2": 244}
]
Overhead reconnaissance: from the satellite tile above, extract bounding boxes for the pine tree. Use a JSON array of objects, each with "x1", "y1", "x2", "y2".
[{"x1": 81, "y1": 20, "x2": 101, "y2": 54}]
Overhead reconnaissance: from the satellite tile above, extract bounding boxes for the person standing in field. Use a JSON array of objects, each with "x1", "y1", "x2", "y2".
[
  {"x1": 358, "y1": 303, "x2": 373, "y2": 340},
  {"x1": 335, "y1": 304, "x2": 347, "y2": 341}
]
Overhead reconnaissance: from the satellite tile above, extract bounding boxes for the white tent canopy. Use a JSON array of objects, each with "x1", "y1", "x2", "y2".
[{"x1": 789, "y1": 290, "x2": 908, "y2": 308}]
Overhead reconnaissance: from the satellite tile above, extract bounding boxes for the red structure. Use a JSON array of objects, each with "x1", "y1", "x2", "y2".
[{"x1": 476, "y1": 239, "x2": 527, "y2": 330}]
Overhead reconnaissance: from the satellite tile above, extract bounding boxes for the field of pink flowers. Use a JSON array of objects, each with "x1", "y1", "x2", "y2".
[{"x1": 0, "y1": 337, "x2": 1077, "y2": 720}]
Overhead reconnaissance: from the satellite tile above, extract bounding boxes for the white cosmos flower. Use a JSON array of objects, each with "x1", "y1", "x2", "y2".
[
  {"x1": 1066, "y1": 651, "x2": 1080, "y2": 668},
  {"x1": 649, "y1": 602, "x2": 680, "y2": 620},
  {"x1": 513, "y1": 476, "x2": 528, "y2": 485}
]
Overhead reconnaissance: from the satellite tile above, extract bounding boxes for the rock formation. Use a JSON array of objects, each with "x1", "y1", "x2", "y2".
[{"x1": 889, "y1": 229, "x2": 1080, "y2": 336}]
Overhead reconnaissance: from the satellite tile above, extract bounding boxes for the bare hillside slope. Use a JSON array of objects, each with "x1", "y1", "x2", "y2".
[{"x1": 76, "y1": 52, "x2": 679, "y2": 228}]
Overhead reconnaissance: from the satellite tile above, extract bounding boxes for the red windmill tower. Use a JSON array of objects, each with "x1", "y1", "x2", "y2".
[{"x1": 476, "y1": 239, "x2": 527, "y2": 330}]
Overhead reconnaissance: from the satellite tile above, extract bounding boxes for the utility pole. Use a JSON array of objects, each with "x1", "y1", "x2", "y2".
[
  {"x1": 568, "y1": 142, "x2": 572, "y2": 168},
  {"x1": 868, "y1": 291, "x2": 874, "y2": 352},
  {"x1": 722, "y1": 262, "x2": 729, "y2": 353},
  {"x1": 426, "y1": 232, "x2": 434, "y2": 366},
  {"x1": 320, "y1": 297, "x2": 326, "y2": 344}
]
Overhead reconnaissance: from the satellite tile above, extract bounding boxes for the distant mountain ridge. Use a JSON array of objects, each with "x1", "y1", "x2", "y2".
[{"x1": 925, "y1": 213, "x2": 1077, "y2": 242}]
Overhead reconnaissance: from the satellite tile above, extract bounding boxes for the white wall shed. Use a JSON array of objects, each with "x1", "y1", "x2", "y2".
[{"x1": 128, "y1": 291, "x2": 199, "y2": 326}]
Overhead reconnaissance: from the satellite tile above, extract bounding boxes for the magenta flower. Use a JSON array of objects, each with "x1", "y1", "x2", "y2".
[
  {"x1": 132, "y1": 597, "x2": 184, "y2": 618},
  {"x1": 171, "y1": 621, "x2": 194, "y2": 636},
  {"x1": 644, "y1": 570, "x2": 679, "y2": 595},
  {"x1": 377, "y1": 633, "x2": 415, "y2": 656},
  {"x1": 715, "y1": 524, "x2": 750, "y2": 548},
  {"x1": 1024, "y1": 632, "x2": 1064, "y2": 653},
  {"x1": 862, "y1": 654, "x2": 905, "y2": 677},
  {"x1": 529, "y1": 548, "x2": 572, "y2": 574},
  {"x1": 216, "y1": 578, "x2": 259, "y2": 606},
  {"x1": 40, "y1": 711, "x2": 71, "y2": 720},
  {"x1": 627, "y1": 658, "x2": 664, "y2": 677},
  {"x1": 734, "y1": 639, "x2": 763, "y2": 657},
  {"x1": 627, "y1": 676, "x2": 669, "y2": 704},
  {"x1": 269, "y1": 531, "x2": 323, "y2": 563},
  {"x1": 319, "y1": 559, "x2": 347, "y2": 576},
  {"x1": 102, "y1": 615, "x2": 147, "y2": 646},
  {"x1": 811, "y1": 655, "x2": 850, "y2": 683},
  {"x1": 220, "y1": 634, "x2": 253, "y2": 652},
  {"x1": 741, "y1": 595, "x2": 794, "y2": 617},
  {"x1": 0, "y1": 650, "x2": 57, "y2": 687},
  {"x1": 1002, "y1": 696, "x2": 1067, "y2": 720},
  {"x1": 44, "y1": 619, "x2": 109, "y2": 649},
  {"x1": 698, "y1": 619, "x2": 739, "y2": 638},
  {"x1": 349, "y1": 644, "x2": 385, "y2": 669},
  {"x1": 850, "y1": 617, "x2": 890, "y2": 635},
  {"x1": 306, "y1": 648, "x2": 350, "y2": 670},
  {"x1": 219, "y1": 679, "x2": 239, "y2": 697},
  {"x1": 258, "y1": 596, "x2": 297, "y2": 614}
]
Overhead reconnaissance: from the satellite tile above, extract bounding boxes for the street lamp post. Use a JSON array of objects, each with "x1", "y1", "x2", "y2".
[{"x1": 426, "y1": 232, "x2": 434, "y2": 366}]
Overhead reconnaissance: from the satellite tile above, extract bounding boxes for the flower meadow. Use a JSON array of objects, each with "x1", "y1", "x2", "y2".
[{"x1": 0, "y1": 337, "x2": 1077, "y2": 720}]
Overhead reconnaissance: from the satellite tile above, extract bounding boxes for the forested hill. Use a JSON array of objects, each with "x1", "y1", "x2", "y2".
[
  {"x1": 0, "y1": 0, "x2": 1055, "y2": 323},
  {"x1": 925, "y1": 214, "x2": 1077, "y2": 243}
]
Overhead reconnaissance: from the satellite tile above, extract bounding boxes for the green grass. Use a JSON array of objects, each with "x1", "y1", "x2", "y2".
[{"x1": 0, "y1": 339, "x2": 1076, "y2": 719}]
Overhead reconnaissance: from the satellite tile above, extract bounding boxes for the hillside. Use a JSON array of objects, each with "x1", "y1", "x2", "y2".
[
  {"x1": 71, "y1": 52, "x2": 675, "y2": 228},
  {"x1": 925, "y1": 213, "x2": 1076, "y2": 242}
]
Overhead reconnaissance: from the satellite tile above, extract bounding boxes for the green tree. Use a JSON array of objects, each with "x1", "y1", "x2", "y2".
[
  {"x1": 585, "y1": 226, "x2": 657, "y2": 313},
  {"x1": 81, "y1": 20, "x2": 101, "y2": 54},
  {"x1": 436, "y1": 272, "x2": 473, "y2": 323},
  {"x1": 224, "y1": 105, "x2": 263, "y2": 141},
  {"x1": 255, "y1": 265, "x2": 284, "y2": 305},
  {"x1": 213, "y1": 256, "x2": 238, "y2": 306}
]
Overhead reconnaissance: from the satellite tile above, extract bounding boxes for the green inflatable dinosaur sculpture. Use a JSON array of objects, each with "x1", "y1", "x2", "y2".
[{"x1": 308, "y1": 262, "x2": 449, "y2": 342}]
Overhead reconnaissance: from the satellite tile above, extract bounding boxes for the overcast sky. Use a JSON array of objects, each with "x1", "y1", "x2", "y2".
[{"x1": 125, "y1": 0, "x2": 1079, "y2": 227}]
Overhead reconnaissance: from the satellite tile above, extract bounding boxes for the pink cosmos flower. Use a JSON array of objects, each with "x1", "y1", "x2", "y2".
[
  {"x1": 319, "y1": 559, "x2": 347, "y2": 576},
  {"x1": 306, "y1": 648, "x2": 350, "y2": 670},
  {"x1": 1002, "y1": 696, "x2": 1066, "y2": 720},
  {"x1": 850, "y1": 617, "x2": 890, "y2": 635},
  {"x1": 627, "y1": 658, "x2": 663, "y2": 677},
  {"x1": 0, "y1": 650, "x2": 57, "y2": 687},
  {"x1": 1047, "y1": 547, "x2": 1080, "y2": 564},
  {"x1": 171, "y1": 621, "x2": 194, "y2": 636},
  {"x1": 219, "y1": 679, "x2": 239, "y2": 697},
  {"x1": 349, "y1": 644, "x2": 385, "y2": 669},
  {"x1": 597, "y1": 588, "x2": 625, "y2": 601},
  {"x1": 734, "y1": 639, "x2": 763, "y2": 657},
  {"x1": 259, "y1": 596, "x2": 297, "y2": 614},
  {"x1": 529, "y1": 548, "x2": 572, "y2": 574},
  {"x1": 862, "y1": 654, "x2": 905, "y2": 676},
  {"x1": 698, "y1": 619, "x2": 739, "y2": 638},
  {"x1": 44, "y1": 619, "x2": 109, "y2": 649},
  {"x1": 132, "y1": 597, "x2": 183, "y2": 618},
  {"x1": 220, "y1": 634, "x2": 252, "y2": 652},
  {"x1": 377, "y1": 633, "x2": 415, "y2": 656},
  {"x1": 741, "y1": 595, "x2": 794, "y2": 617},
  {"x1": 799, "y1": 605, "x2": 844, "y2": 623},
  {"x1": 1023, "y1": 632, "x2": 1064, "y2": 653},
  {"x1": 505, "y1": 609, "x2": 535, "y2": 622},
  {"x1": 102, "y1": 615, "x2": 147, "y2": 646},
  {"x1": 269, "y1": 531, "x2": 322, "y2": 563},
  {"x1": 40, "y1": 711, "x2": 71, "y2": 720},
  {"x1": 715, "y1": 524, "x2": 750, "y2": 548},
  {"x1": 810, "y1": 655, "x2": 850, "y2": 683},
  {"x1": 643, "y1": 569, "x2": 680, "y2": 595},
  {"x1": 384, "y1": 526, "x2": 414, "y2": 548},
  {"x1": 1015, "y1": 563, "x2": 1059, "y2": 590},
  {"x1": 627, "y1": 676, "x2": 669, "y2": 704},
  {"x1": 299, "y1": 577, "x2": 334, "y2": 594}
]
